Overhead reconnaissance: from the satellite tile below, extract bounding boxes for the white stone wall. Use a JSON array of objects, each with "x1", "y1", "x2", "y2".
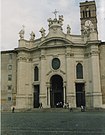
[
  {"x1": 99, "y1": 44, "x2": 105, "y2": 107},
  {"x1": 1, "y1": 51, "x2": 17, "y2": 110},
  {"x1": 15, "y1": 40, "x2": 103, "y2": 109},
  {"x1": 16, "y1": 51, "x2": 33, "y2": 109}
]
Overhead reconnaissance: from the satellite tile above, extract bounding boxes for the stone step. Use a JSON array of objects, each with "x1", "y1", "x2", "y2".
[
  {"x1": 23, "y1": 107, "x2": 83, "y2": 112},
  {"x1": 22, "y1": 107, "x2": 105, "y2": 112},
  {"x1": 2, "y1": 107, "x2": 105, "y2": 112},
  {"x1": 26, "y1": 108, "x2": 70, "y2": 112}
]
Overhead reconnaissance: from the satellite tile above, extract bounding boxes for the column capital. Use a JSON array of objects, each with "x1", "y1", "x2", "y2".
[
  {"x1": 63, "y1": 81, "x2": 66, "y2": 87},
  {"x1": 90, "y1": 51, "x2": 99, "y2": 56}
]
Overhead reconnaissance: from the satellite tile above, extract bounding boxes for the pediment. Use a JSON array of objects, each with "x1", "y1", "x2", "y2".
[{"x1": 39, "y1": 37, "x2": 73, "y2": 48}]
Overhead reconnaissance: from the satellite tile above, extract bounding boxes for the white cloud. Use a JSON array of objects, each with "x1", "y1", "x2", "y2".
[
  {"x1": 1, "y1": 0, "x2": 105, "y2": 51},
  {"x1": 58, "y1": 0, "x2": 72, "y2": 8}
]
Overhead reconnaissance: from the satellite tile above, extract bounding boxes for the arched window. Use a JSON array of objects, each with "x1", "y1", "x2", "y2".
[
  {"x1": 76, "y1": 63, "x2": 83, "y2": 79},
  {"x1": 89, "y1": 10, "x2": 91, "y2": 17},
  {"x1": 83, "y1": 11, "x2": 85, "y2": 18},
  {"x1": 34, "y1": 66, "x2": 39, "y2": 81},
  {"x1": 86, "y1": 7, "x2": 91, "y2": 18}
]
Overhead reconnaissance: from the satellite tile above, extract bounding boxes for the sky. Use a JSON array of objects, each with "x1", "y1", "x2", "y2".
[{"x1": 1, "y1": 0, "x2": 105, "y2": 51}]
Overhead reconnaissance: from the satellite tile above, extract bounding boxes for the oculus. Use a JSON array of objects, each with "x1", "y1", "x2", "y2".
[{"x1": 52, "y1": 58, "x2": 60, "y2": 70}]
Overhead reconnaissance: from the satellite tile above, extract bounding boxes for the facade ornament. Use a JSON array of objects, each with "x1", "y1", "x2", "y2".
[
  {"x1": 52, "y1": 9, "x2": 59, "y2": 19},
  {"x1": 30, "y1": 31, "x2": 35, "y2": 41},
  {"x1": 67, "y1": 25, "x2": 71, "y2": 34},
  {"x1": 58, "y1": 15, "x2": 64, "y2": 26},
  {"x1": 19, "y1": 25, "x2": 25, "y2": 39},
  {"x1": 47, "y1": 18, "x2": 53, "y2": 27},
  {"x1": 47, "y1": 10, "x2": 64, "y2": 29},
  {"x1": 39, "y1": 27, "x2": 46, "y2": 37}
]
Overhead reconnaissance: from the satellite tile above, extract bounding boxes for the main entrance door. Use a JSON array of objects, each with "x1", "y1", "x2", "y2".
[
  {"x1": 50, "y1": 75, "x2": 63, "y2": 108},
  {"x1": 75, "y1": 83, "x2": 85, "y2": 107},
  {"x1": 33, "y1": 85, "x2": 40, "y2": 108}
]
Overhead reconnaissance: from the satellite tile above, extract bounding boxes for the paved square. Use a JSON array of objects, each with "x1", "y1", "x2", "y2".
[{"x1": 1, "y1": 111, "x2": 105, "y2": 135}]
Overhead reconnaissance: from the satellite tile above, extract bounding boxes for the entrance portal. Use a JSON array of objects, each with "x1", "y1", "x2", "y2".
[
  {"x1": 50, "y1": 75, "x2": 63, "y2": 108},
  {"x1": 75, "y1": 83, "x2": 85, "y2": 107},
  {"x1": 33, "y1": 85, "x2": 40, "y2": 108}
]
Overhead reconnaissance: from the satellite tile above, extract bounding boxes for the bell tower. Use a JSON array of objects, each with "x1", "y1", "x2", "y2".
[{"x1": 80, "y1": 0, "x2": 97, "y2": 35}]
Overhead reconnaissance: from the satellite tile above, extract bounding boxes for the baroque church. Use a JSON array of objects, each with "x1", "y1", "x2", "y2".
[{"x1": 1, "y1": 0, "x2": 105, "y2": 110}]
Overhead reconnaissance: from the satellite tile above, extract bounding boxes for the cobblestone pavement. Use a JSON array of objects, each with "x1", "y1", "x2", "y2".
[{"x1": 1, "y1": 111, "x2": 105, "y2": 135}]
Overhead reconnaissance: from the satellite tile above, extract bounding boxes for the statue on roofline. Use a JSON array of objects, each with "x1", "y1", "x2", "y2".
[
  {"x1": 58, "y1": 15, "x2": 64, "y2": 26},
  {"x1": 30, "y1": 31, "x2": 35, "y2": 41},
  {"x1": 67, "y1": 25, "x2": 71, "y2": 34},
  {"x1": 19, "y1": 25, "x2": 25, "y2": 39},
  {"x1": 39, "y1": 27, "x2": 46, "y2": 38},
  {"x1": 47, "y1": 18, "x2": 53, "y2": 27}
]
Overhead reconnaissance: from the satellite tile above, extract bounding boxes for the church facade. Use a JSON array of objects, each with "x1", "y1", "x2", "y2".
[{"x1": 1, "y1": 0, "x2": 105, "y2": 110}]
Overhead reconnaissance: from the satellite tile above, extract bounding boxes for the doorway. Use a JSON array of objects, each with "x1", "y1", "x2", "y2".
[
  {"x1": 75, "y1": 83, "x2": 85, "y2": 107},
  {"x1": 50, "y1": 75, "x2": 63, "y2": 108},
  {"x1": 33, "y1": 85, "x2": 40, "y2": 108}
]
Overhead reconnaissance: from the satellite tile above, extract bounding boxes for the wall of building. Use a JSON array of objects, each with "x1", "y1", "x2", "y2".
[
  {"x1": 1, "y1": 42, "x2": 105, "y2": 110},
  {"x1": 1, "y1": 51, "x2": 17, "y2": 110},
  {"x1": 99, "y1": 43, "x2": 105, "y2": 105}
]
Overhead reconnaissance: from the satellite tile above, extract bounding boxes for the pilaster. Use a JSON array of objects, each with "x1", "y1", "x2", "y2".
[
  {"x1": 90, "y1": 44, "x2": 102, "y2": 107},
  {"x1": 16, "y1": 51, "x2": 33, "y2": 109},
  {"x1": 66, "y1": 48, "x2": 76, "y2": 107},
  {"x1": 40, "y1": 49, "x2": 46, "y2": 107}
]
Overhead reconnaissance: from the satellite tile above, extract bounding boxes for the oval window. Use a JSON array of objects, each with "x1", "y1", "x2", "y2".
[{"x1": 52, "y1": 58, "x2": 60, "y2": 70}]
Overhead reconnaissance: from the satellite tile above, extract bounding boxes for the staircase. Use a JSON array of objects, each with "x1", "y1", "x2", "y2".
[{"x1": 26, "y1": 108, "x2": 70, "y2": 112}]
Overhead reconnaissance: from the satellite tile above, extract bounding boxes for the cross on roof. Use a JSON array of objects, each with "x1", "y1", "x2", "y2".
[{"x1": 52, "y1": 9, "x2": 59, "y2": 18}]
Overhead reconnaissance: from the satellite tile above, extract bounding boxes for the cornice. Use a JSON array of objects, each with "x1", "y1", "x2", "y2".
[
  {"x1": 39, "y1": 37, "x2": 73, "y2": 47},
  {"x1": 85, "y1": 40, "x2": 101, "y2": 47},
  {"x1": 15, "y1": 47, "x2": 31, "y2": 52}
]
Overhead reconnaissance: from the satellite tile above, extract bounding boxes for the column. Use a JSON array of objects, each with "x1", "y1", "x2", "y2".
[
  {"x1": 63, "y1": 83, "x2": 66, "y2": 104},
  {"x1": 46, "y1": 84, "x2": 50, "y2": 108}
]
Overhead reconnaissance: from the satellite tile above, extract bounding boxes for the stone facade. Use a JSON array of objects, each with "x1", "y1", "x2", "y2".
[
  {"x1": 99, "y1": 43, "x2": 105, "y2": 106},
  {"x1": 1, "y1": 1, "x2": 105, "y2": 110},
  {"x1": 1, "y1": 51, "x2": 17, "y2": 110}
]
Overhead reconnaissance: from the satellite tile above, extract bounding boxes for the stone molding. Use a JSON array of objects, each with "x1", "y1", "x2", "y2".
[
  {"x1": 17, "y1": 56, "x2": 32, "y2": 62},
  {"x1": 65, "y1": 52, "x2": 74, "y2": 58}
]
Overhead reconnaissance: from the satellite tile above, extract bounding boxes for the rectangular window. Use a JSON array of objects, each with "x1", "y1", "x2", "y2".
[
  {"x1": 8, "y1": 85, "x2": 12, "y2": 90},
  {"x1": 8, "y1": 65, "x2": 12, "y2": 70},
  {"x1": 8, "y1": 97, "x2": 12, "y2": 101},
  {"x1": 8, "y1": 75, "x2": 12, "y2": 81}
]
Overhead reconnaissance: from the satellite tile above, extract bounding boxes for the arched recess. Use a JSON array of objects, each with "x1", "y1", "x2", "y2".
[
  {"x1": 76, "y1": 63, "x2": 83, "y2": 79},
  {"x1": 34, "y1": 66, "x2": 39, "y2": 81},
  {"x1": 33, "y1": 66, "x2": 39, "y2": 108},
  {"x1": 50, "y1": 75, "x2": 63, "y2": 108},
  {"x1": 75, "y1": 63, "x2": 85, "y2": 107}
]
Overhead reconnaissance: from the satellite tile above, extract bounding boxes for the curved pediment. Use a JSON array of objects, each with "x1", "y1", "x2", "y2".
[{"x1": 39, "y1": 37, "x2": 73, "y2": 48}]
